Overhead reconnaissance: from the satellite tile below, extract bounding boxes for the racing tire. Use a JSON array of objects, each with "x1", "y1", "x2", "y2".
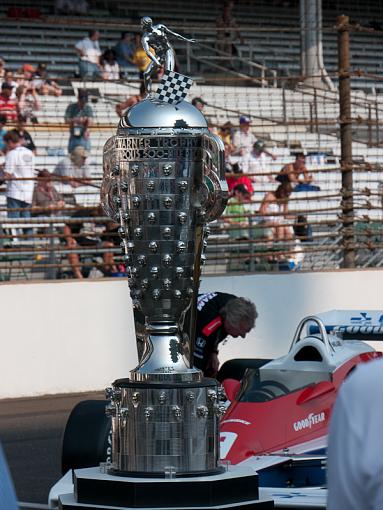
[
  {"x1": 217, "y1": 358, "x2": 272, "y2": 382},
  {"x1": 61, "y1": 400, "x2": 111, "y2": 474}
]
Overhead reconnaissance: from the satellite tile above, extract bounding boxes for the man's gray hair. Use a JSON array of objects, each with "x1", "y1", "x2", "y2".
[{"x1": 220, "y1": 297, "x2": 258, "y2": 329}]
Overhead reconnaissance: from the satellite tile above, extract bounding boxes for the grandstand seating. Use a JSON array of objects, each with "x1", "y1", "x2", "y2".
[
  {"x1": 0, "y1": 0, "x2": 382, "y2": 87},
  {"x1": 0, "y1": 0, "x2": 382, "y2": 278}
]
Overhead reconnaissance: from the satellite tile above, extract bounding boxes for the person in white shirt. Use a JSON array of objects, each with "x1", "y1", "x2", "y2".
[
  {"x1": 54, "y1": 146, "x2": 91, "y2": 184},
  {"x1": 75, "y1": 30, "x2": 102, "y2": 78},
  {"x1": 101, "y1": 49, "x2": 120, "y2": 81},
  {"x1": 232, "y1": 115, "x2": 257, "y2": 155},
  {"x1": 327, "y1": 357, "x2": 383, "y2": 510},
  {"x1": 54, "y1": 145, "x2": 92, "y2": 205},
  {"x1": 3, "y1": 130, "x2": 35, "y2": 220},
  {"x1": 238, "y1": 141, "x2": 276, "y2": 183},
  {"x1": 2, "y1": 129, "x2": 35, "y2": 239}
]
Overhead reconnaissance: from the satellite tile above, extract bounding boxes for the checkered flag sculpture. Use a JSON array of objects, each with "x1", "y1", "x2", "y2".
[{"x1": 154, "y1": 70, "x2": 193, "y2": 104}]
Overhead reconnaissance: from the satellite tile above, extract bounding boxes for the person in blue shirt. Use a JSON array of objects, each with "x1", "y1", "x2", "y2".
[
  {"x1": 64, "y1": 89, "x2": 94, "y2": 153},
  {"x1": 113, "y1": 31, "x2": 135, "y2": 72}
]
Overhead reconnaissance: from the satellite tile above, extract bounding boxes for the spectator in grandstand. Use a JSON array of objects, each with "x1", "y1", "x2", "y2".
[
  {"x1": 64, "y1": 89, "x2": 93, "y2": 153},
  {"x1": 2, "y1": 71, "x2": 18, "y2": 98},
  {"x1": 18, "y1": 63, "x2": 36, "y2": 83},
  {"x1": 101, "y1": 49, "x2": 120, "y2": 81},
  {"x1": 14, "y1": 115, "x2": 36, "y2": 153},
  {"x1": 32, "y1": 169, "x2": 65, "y2": 212},
  {"x1": 116, "y1": 83, "x2": 146, "y2": 117},
  {"x1": 224, "y1": 183, "x2": 251, "y2": 240},
  {"x1": 192, "y1": 96, "x2": 213, "y2": 124},
  {"x1": 192, "y1": 97, "x2": 206, "y2": 112},
  {"x1": 0, "y1": 83, "x2": 18, "y2": 122},
  {"x1": 283, "y1": 239, "x2": 305, "y2": 271},
  {"x1": 54, "y1": 145, "x2": 92, "y2": 198},
  {"x1": 293, "y1": 215, "x2": 313, "y2": 243},
  {"x1": 62, "y1": 207, "x2": 119, "y2": 279},
  {"x1": 218, "y1": 121, "x2": 234, "y2": 148},
  {"x1": 237, "y1": 141, "x2": 276, "y2": 183},
  {"x1": 0, "y1": 115, "x2": 7, "y2": 154},
  {"x1": 224, "y1": 141, "x2": 254, "y2": 196},
  {"x1": 276, "y1": 153, "x2": 314, "y2": 188},
  {"x1": 0, "y1": 58, "x2": 5, "y2": 80},
  {"x1": 32, "y1": 64, "x2": 62, "y2": 97},
  {"x1": 232, "y1": 115, "x2": 257, "y2": 155},
  {"x1": 2, "y1": 130, "x2": 35, "y2": 227},
  {"x1": 132, "y1": 33, "x2": 154, "y2": 80},
  {"x1": 114, "y1": 31, "x2": 136, "y2": 72},
  {"x1": 258, "y1": 182, "x2": 294, "y2": 242},
  {"x1": 215, "y1": 0, "x2": 241, "y2": 57},
  {"x1": 75, "y1": 30, "x2": 102, "y2": 79},
  {"x1": 74, "y1": 0, "x2": 88, "y2": 15},
  {"x1": 55, "y1": 0, "x2": 88, "y2": 15},
  {"x1": 15, "y1": 85, "x2": 40, "y2": 124},
  {"x1": 224, "y1": 140, "x2": 236, "y2": 172}
]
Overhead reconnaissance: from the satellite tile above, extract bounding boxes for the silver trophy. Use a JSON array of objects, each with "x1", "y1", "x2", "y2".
[
  {"x1": 101, "y1": 19, "x2": 228, "y2": 476},
  {"x1": 53, "y1": 20, "x2": 272, "y2": 510}
]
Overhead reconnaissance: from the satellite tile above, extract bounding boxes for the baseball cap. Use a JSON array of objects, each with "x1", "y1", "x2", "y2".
[
  {"x1": 233, "y1": 183, "x2": 251, "y2": 197},
  {"x1": 192, "y1": 97, "x2": 206, "y2": 106},
  {"x1": 239, "y1": 115, "x2": 251, "y2": 124},
  {"x1": 22, "y1": 63, "x2": 35, "y2": 73},
  {"x1": 253, "y1": 141, "x2": 264, "y2": 151},
  {"x1": 1, "y1": 82, "x2": 13, "y2": 90}
]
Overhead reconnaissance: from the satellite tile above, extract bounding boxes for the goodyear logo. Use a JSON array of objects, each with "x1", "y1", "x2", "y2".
[{"x1": 293, "y1": 412, "x2": 325, "y2": 432}]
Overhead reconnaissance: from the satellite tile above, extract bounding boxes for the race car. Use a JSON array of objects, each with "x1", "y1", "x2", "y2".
[
  {"x1": 49, "y1": 310, "x2": 383, "y2": 509},
  {"x1": 219, "y1": 310, "x2": 383, "y2": 507}
]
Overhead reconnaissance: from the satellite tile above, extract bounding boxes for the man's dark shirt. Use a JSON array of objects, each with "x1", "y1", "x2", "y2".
[{"x1": 193, "y1": 292, "x2": 236, "y2": 373}]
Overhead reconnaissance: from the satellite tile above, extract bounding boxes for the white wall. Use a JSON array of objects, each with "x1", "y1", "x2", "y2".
[
  {"x1": 0, "y1": 280, "x2": 137, "y2": 399},
  {"x1": 1, "y1": 270, "x2": 383, "y2": 399}
]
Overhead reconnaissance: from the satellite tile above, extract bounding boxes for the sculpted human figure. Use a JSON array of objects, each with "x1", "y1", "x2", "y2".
[{"x1": 141, "y1": 16, "x2": 195, "y2": 93}]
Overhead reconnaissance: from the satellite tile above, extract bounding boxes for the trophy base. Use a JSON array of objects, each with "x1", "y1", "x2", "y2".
[
  {"x1": 107, "y1": 378, "x2": 223, "y2": 475},
  {"x1": 57, "y1": 465, "x2": 274, "y2": 509}
]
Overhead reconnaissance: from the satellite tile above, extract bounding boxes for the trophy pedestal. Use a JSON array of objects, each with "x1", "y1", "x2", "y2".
[
  {"x1": 57, "y1": 466, "x2": 274, "y2": 509},
  {"x1": 107, "y1": 377, "x2": 224, "y2": 476}
]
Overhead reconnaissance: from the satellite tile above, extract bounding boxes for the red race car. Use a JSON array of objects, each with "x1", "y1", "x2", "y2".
[
  {"x1": 219, "y1": 311, "x2": 383, "y2": 507},
  {"x1": 49, "y1": 310, "x2": 383, "y2": 509}
]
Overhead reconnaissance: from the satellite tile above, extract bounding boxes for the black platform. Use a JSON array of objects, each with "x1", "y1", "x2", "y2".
[{"x1": 58, "y1": 466, "x2": 274, "y2": 509}]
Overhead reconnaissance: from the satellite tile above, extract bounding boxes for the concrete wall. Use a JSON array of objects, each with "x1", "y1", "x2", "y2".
[{"x1": 1, "y1": 269, "x2": 382, "y2": 399}]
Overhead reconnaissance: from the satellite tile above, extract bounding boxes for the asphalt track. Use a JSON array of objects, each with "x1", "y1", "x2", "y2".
[{"x1": 0, "y1": 391, "x2": 104, "y2": 505}]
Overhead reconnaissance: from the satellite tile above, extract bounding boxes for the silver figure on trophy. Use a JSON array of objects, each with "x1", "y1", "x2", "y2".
[{"x1": 141, "y1": 16, "x2": 196, "y2": 93}]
